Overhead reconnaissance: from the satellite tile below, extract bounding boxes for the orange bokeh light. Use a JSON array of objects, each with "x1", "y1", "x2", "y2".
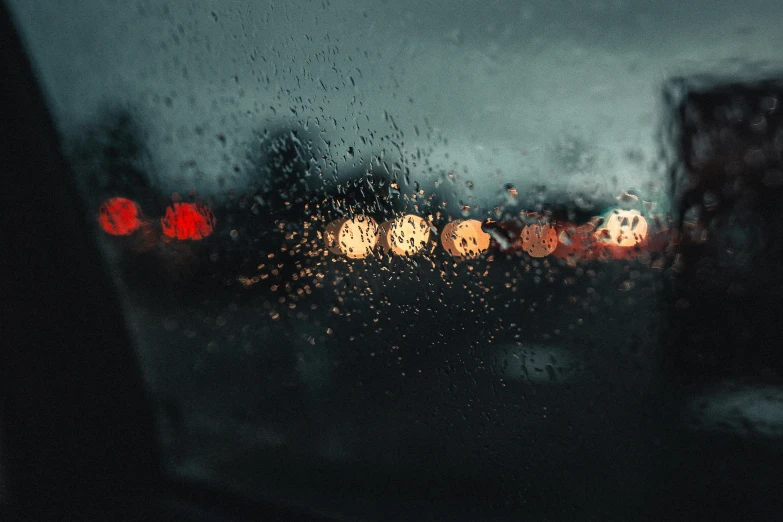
[
  {"x1": 596, "y1": 209, "x2": 648, "y2": 247},
  {"x1": 324, "y1": 215, "x2": 378, "y2": 259},
  {"x1": 520, "y1": 223, "x2": 558, "y2": 258},
  {"x1": 441, "y1": 219, "x2": 490, "y2": 258},
  {"x1": 379, "y1": 214, "x2": 432, "y2": 256}
]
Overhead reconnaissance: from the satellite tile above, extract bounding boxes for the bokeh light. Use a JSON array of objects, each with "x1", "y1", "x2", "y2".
[
  {"x1": 324, "y1": 215, "x2": 378, "y2": 259},
  {"x1": 160, "y1": 202, "x2": 216, "y2": 240},
  {"x1": 98, "y1": 197, "x2": 142, "y2": 236},
  {"x1": 520, "y1": 223, "x2": 558, "y2": 258},
  {"x1": 379, "y1": 214, "x2": 431, "y2": 256},
  {"x1": 441, "y1": 219, "x2": 490, "y2": 258},
  {"x1": 596, "y1": 209, "x2": 648, "y2": 247}
]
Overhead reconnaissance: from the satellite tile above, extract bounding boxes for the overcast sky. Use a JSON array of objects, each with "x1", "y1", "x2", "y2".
[{"x1": 9, "y1": 0, "x2": 783, "y2": 213}]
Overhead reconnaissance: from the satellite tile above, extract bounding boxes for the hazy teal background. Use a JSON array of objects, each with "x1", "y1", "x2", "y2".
[{"x1": 10, "y1": 0, "x2": 783, "y2": 210}]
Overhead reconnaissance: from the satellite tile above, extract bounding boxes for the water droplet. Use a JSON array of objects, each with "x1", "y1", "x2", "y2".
[{"x1": 616, "y1": 189, "x2": 639, "y2": 206}]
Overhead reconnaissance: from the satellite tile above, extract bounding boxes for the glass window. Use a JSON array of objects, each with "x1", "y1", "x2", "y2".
[{"x1": 8, "y1": 0, "x2": 783, "y2": 519}]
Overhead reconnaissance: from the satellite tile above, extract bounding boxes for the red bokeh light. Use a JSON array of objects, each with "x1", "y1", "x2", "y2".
[
  {"x1": 98, "y1": 197, "x2": 142, "y2": 236},
  {"x1": 160, "y1": 202, "x2": 216, "y2": 240}
]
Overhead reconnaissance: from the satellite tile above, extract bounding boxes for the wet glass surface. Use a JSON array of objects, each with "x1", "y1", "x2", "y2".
[{"x1": 7, "y1": 1, "x2": 783, "y2": 519}]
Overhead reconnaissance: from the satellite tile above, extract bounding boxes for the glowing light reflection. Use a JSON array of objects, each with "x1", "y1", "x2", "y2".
[
  {"x1": 98, "y1": 197, "x2": 142, "y2": 236},
  {"x1": 379, "y1": 214, "x2": 431, "y2": 256}
]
